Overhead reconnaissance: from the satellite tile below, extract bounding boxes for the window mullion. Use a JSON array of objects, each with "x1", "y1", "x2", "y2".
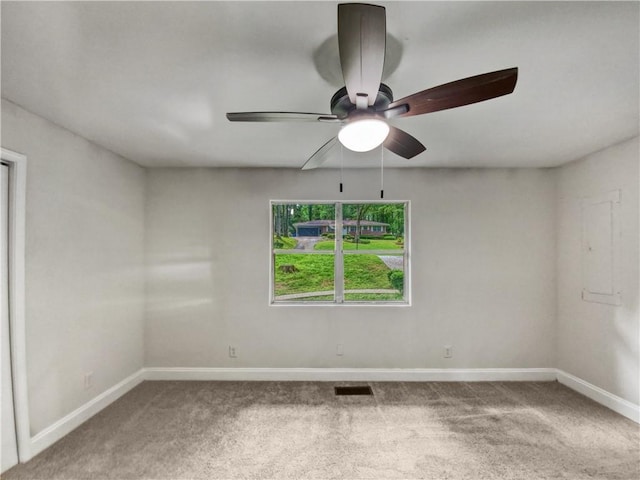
[{"x1": 335, "y1": 202, "x2": 344, "y2": 303}]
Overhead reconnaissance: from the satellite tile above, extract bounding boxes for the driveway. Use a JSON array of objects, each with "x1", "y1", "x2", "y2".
[
  {"x1": 294, "y1": 236, "x2": 322, "y2": 251},
  {"x1": 378, "y1": 255, "x2": 403, "y2": 270}
]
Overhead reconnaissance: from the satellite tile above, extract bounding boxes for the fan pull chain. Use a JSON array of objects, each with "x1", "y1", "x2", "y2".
[
  {"x1": 380, "y1": 146, "x2": 384, "y2": 199},
  {"x1": 339, "y1": 144, "x2": 344, "y2": 193}
]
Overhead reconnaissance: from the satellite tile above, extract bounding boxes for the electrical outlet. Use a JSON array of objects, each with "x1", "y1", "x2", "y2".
[
  {"x1": 444, "y1": 345, "x2": 453, "y2": 358},
  {"x1": 228, "y1": 345, "x2": 237, "y2": 358},
  {"x1": 84, "y1": 372, "x2": 93, "y2": 390},
  {"x1": 336, "y1": 344, "x2": 344, "y2": 356}
]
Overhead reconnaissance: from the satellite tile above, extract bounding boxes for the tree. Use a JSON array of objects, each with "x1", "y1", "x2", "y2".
[
  {"x1": 376, "y1": 203, "x2": 404, "y2": 236},
  {"x1": 273, "y1": 204, "x2": 282, "y2": 237},
  {"x1": 353, "y1": 204, "x2": 371, "y2": 249}
]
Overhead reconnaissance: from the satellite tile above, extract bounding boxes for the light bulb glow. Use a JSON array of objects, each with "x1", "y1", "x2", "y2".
[{"x1": 338, "y1": 119, "x2": 390, "y2": 152}]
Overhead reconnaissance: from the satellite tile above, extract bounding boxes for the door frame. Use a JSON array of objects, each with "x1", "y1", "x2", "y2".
[{"x1": 1, "y1": 148, "x2": 31, "y2": 462}]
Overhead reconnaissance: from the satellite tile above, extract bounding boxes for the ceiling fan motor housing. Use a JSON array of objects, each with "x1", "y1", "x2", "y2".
[
  {"x1": 330, "y1": 84, "x2": 393, "y2": 118},
  {"x1": 226, "y1": 3, "x2": 518, "y2": 168}
]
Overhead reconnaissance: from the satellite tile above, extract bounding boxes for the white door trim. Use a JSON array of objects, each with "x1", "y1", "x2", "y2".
[{"x1": 0, "y1": 148, "x2": 31, "y2": 462}]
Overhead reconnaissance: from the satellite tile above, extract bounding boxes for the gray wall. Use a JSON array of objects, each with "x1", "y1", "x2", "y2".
[
  {"x1": 3, "y1": 100, "x2": 636, "y2": 437},
  {"x1": 556, "y1": 136, "x2": 639, "y2": 405},
  {"x1": 145, "y1": 167, "x2": 557, "y2": 369},
  {"x1": 1, "y1": 100, "x2": 146, "y2": 434}
]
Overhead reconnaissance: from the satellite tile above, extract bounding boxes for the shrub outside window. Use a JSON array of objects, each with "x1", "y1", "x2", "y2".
[{"x1": 271, "y1": 201, "x2": 409, "y2": 305}]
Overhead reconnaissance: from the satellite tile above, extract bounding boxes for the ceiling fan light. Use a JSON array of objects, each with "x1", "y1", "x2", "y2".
[{"x1": 338, "y1": 119, "x2": 390, "y2": 152}]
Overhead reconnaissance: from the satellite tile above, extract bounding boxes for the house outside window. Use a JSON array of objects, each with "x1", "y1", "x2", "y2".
[{"x1": 271, "y1": 201, "x2": 409, "y2": 305}]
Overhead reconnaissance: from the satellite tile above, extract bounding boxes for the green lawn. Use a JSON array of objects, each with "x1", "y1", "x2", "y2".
[
  {"x1": 274, "y1": 254, "x2": 335, "y2": 296},
  {"x1": 273, "y1": 236, "x2": 298, "y2": 249},
  {"x1": 274, "y1": 254, "x2": 398, "y2": 297},
  {"x1": 314, "y1": 238, "x2": 402, "y2": 250},
  {"x1": 343, "y1": 255, "x2": 394, "y2": 289}
]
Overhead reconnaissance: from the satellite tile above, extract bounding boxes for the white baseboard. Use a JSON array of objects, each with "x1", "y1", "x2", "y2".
[
  {"x1": 143, "y1": 367, "x2": 558, "y2": 382},
  {"x1": 25, "y1": 367, "x2": 638, "y2": 461},
  {"x1": 143, "y1": 367, "x2": 640, "y2": 424},
  {"x1": 556, "y1": 370, "x2": 640, "y2": 423},
  {"x1": 28, "y1": 368, "x2": 145, "y2": 459}
]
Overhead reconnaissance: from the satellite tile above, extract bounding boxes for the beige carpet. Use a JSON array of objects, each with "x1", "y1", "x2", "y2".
[{"x1": 4, "y1": 381, "x2": 639, "y2": 479}]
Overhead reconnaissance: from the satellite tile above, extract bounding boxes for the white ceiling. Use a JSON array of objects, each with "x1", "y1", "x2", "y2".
[{"x1": 1, "y1": 1, "x2": 638, "y2": 169}]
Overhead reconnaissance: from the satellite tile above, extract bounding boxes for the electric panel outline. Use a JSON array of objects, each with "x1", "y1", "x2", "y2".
[{"x1": 581, "y1": 189, "x2": 621, "y2": 306}]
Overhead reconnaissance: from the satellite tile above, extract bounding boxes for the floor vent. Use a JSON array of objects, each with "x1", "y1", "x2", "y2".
[{"x1": 334, "y1": 386, "x2": 373, "y2": 396}]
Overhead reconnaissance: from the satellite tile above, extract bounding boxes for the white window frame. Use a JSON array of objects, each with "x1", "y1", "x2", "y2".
[{"x1": 270, "y1": 200, "x2": 410, "y2": 306}]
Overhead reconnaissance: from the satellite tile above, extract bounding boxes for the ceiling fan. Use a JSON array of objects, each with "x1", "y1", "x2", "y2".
[{"x1": 226, "y1": 3, "x2": 518, "y2": 170}]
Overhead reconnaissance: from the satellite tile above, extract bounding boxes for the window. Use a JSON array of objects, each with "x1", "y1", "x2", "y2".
[{"x1": 271, "y1": 202, "x2": 409, "y2": 305}]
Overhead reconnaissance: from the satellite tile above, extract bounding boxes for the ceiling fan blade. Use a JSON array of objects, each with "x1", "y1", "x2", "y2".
[
  {"x1": 301, "y1": 137, "x2": 339, "y2": 170},
  {"x1": 387, "y1": 67, "x2": 518, "y2": 118},
  {"x1": 338, "y1": 3, "x2": 386, "y2": 106},
  {"x1": 226, "y1": 112, "x2": 340, "y2": 122},
  {"x1": 383, "y1": 126, "x2": 426, "y2": 159}
]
